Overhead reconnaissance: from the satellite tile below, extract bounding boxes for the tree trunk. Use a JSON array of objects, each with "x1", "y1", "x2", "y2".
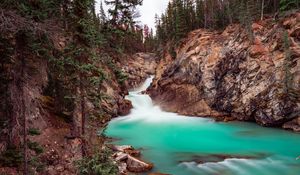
[
  {"x1": 261, "y1": 0, "x2": 264, "y2": 21},
  {"x1": 21, "y1": 57, "x2": 28, "y2": 175},
  {"x1": 79, "y1": 74, "x2": 86, "y2": 156},
  {"x1": 62, "y1": 0, "x2": 69, "y2": 30},
  {"x1": 112, "y1": 0, "x2": 119, "y2": 26},
  {"x1": 16, "y1": 32, "x2": 28, "y2": 175},
  {"x1": 204, "y1": 0, "x2": 208, "y2": 28},
  {"x1": 225, "y1": 0, "x2": 232, "y2": 24}
]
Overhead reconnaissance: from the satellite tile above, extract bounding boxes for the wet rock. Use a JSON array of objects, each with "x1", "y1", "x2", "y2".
[
  {"x1": 126, "y1": 155, "x2": 153, "y2": 173},
  {"x1": 179, "y1": 153, "x2": 268, "y2": 164},
  {"x1": 283, "y1": 117, "x2": 300, "y2": 132},
  {"x1": 118, "y1": 99, "x2": 132, "y2": 116}
]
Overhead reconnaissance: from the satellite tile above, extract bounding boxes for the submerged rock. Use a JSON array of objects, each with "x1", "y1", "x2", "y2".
[
  {"x1": 178, "y1": 153, "x2": 268, "y2": 164},
  {"x1": 148, "y1": 12, "x2": 300, "y2": 128}
]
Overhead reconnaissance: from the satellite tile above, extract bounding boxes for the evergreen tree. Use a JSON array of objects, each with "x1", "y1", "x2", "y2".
[
  {"x1": 280, "y1": 0, "x2": 300, "y2": 11},
  {"x1": 105, "y1": 0, "x2": 143, "y2": 29},
  {"x1": 99, "y1": 1, "x2": 107, "y2": 25}
]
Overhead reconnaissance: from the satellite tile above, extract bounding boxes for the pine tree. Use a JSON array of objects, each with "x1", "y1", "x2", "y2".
[
  {"x1": 99, "y1": 1, "x2": 107, "y2": 25},
  {"x1": 280, "y1": 0, "x2": 300, "y2": 11},
  {"x1": 195, "y1": 0, "x2": 205, "y2": 28},
  {"x1": 105, "y1": 0, "x2": 143, "y2": 29}
]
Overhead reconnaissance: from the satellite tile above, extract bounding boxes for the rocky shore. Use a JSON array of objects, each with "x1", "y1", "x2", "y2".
[{"x1": 110, "y1": 145, "x2": 153, "y2": 174}]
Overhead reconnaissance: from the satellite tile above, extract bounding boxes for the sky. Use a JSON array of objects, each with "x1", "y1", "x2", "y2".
[{"x1": 95, "y1": 0, "x2": 169, "y2": 30}]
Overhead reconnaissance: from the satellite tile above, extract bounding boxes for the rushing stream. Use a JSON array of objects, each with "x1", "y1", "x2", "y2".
[{"x1": 105, "y1": 77, "x2": 300, "y2": 175}]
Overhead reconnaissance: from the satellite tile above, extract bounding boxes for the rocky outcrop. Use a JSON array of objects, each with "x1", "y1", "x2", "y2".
[
  {"x1": 117, "y1": 99, "x2": 133, "y2": 116},
  {"x1": 111, "y1": 145, "x2": 153, "y2": 174},
  {"x1": 121, "y1": 53, "x2": 158, "y2": 89},
  {"x1": 148, "y1": 12, "x2": 300, "y2": 128}
]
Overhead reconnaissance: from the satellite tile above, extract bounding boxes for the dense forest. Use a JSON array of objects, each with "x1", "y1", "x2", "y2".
[
  {"x1": 155, "y1": 0, "x2": 300, "y2": 45},
  {"x1": 0, "y1": 0, "x2": 299, "y2": 175}
]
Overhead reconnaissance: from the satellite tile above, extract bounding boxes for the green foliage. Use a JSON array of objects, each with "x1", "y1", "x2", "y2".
[
  {"x1": 238, "y1": 0, "x2": 255, "y2": 42},
  {"x1": 155, "y1": 0, "x2": 285, "y2": 46},
  {"x1": 30, "y1": 156, "x2": 46, "y2": 172},
  {"x1": 0, "y1": 148, "x2": 23, "y2": 167},
  {"x1": 106, "y1": 59, "x2": 128, "y2": 84},
  {"x1": 28, "y1": 141, "x2": 44, "y2": 155},
  {"x1": 28, "y1": 128, "x2": 41, "y2": 136},
  {"x1": 105, "y1": 0, "x2": 142, "y2": 27},
  {"x1": 280, "y1": 0, "x2": 300, "y2": 11},
  {"x1": 0, "y1": 0, "x2": 61, "y2": 21},
  {"x1": 76, "y1": 148, "x2": 118, "y2": 175}
]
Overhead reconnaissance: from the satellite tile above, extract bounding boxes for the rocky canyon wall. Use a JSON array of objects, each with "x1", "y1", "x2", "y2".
[{"x1": 148, "y1": 12, "x2": 300, "y2": 131}]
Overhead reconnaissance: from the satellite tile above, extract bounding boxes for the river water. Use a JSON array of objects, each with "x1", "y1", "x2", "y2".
[{"x1": 105, "y1": 77, "x2": 300, "y2": 175}]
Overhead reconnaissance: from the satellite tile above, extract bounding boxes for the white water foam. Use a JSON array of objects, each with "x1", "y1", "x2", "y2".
[
  {"x1": 113, "y1": 76, "x2": 212, "y2": 123},
  {"x1": 179, "y1": 157, "x2": 287, "y2": 175}
]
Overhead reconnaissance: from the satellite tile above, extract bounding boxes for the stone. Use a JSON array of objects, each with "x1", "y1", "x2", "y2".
[
  {"x1": 46, "y1": 166, "x2": 56, "y2": 175},
  {"x1": 118, "y1": 162, "x2": 127, "y2": 175},
  {"x1": 55, "y1": 165, "x2": 65, "y2": 172},
  {"x1": 118, "y1": 99, "x2": 133, "y2": 116},
  {"x1": 114, "y1": 152, "x2": 128, "y2": 162},
  {"x1": 252, "y1": 23, "x2": 263, "y2": 31},
  {"x1": 126, "y1": 155, "x2": 153, "y2": 173},
  {"x1": 283, "y1": 117, "x2": 300, "y2": 132}
]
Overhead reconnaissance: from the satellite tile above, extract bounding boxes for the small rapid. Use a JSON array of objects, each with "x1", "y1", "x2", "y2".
[{"x1": 105, "y1": 77, "x2": 300, "y2": 175}]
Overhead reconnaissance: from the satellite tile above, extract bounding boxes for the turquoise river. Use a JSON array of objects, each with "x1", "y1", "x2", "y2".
[{"x1": 105, "y1": 77, "x2": 300, "y2": 175}]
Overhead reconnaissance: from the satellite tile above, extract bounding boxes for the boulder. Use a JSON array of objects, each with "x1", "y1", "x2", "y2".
[
  {"x1": 283, "y1": 117, "x2": 300, "y2": 132},
  {"x1": 118, "y1": 99, "x2": 132, "y2": 116},
  {"x1": 126, "y1": 155, "x2": 153, "y2": 173}
]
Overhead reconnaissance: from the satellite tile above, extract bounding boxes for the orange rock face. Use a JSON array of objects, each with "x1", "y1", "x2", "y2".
[{"x1": 148, "y1": 12, "x2": 300, "y2": 128}]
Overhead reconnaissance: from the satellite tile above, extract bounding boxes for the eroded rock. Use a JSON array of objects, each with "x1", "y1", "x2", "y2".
[
  {"x1": 118, "y1": 99, "x2": 133, "y2": 116},
  {"x1": 148, "y1": 12, "x2": 300, "y2": 128}
]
